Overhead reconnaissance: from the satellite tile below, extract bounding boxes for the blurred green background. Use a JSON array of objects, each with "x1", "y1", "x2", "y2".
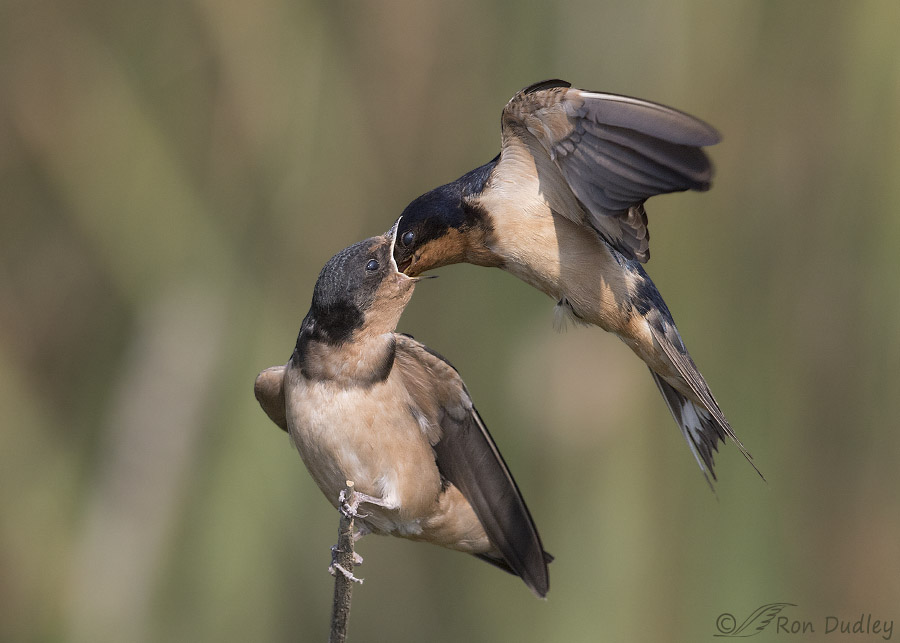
[{"x1": 3, "y1": 1, "x2": 899, "y2": 641}]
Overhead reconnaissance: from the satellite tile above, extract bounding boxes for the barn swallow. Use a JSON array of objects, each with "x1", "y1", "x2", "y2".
[
  {"x1": 254, "y1": 223, "x2": 551, "y2": 597},
  {"x1": 390, "y1": 79, "x2": 762, "y2": 485}
]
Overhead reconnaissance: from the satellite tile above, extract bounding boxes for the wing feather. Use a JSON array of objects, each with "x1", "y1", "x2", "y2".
[
  {"x1": 395, "y1": 335, "x2": 550, "y2": 597},
  {"x1": 495, "y1": 80, "x2": 720, "y2": 262},
  {"x1": 254, "y1": 365, "x2": 288, "y2": 432}
]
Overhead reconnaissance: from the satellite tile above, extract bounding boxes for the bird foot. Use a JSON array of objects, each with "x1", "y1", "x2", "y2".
[
  {"x1": 331, "y1": 543, "x2": 364, "y2": 565},
  {"x1": 329, "y1": 542, "x2": 364, "y2": 582},
  {"x1": 338, "y1": 488, "x2": 366, "y2": 518},
  {"x1": 328, "y1": 562, "x2": 364, "y2": 584},
  {"x1": 339, "y1": 488, "x2": 391, "y2": 519}
]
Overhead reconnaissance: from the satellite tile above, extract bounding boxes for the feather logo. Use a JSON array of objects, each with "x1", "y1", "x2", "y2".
[{"x1": 715, "y1": 603, "x2": 797, "y2": 637}]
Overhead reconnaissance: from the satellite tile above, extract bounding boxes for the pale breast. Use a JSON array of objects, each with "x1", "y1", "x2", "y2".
[
  {"x1": 478, "y1": 169, "x2": 636, "y2": 333},
  {"x1": 284, "y1": 366, "x2": 443, "y2": 536}
]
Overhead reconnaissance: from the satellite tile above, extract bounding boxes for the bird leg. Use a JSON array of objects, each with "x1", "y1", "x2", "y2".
[
  {"x1": 328, "y1": 485, "x2": 373, "y2": 583},
  {"x1": 339, "y1": 488, "x2": 394, "y2": 519},
  {"x1": 329, "y1": 558, "x2": 363, "y2": 583},
  {"x1": 352, "y1": 491, "x2": 395, "y2": 510}
]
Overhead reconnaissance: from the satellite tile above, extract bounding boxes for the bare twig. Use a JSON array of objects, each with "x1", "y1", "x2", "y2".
[{"x1": 329, "y1": 481, "x2": 362, "y2": 643}]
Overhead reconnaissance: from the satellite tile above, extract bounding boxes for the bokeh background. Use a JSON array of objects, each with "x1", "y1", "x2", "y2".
[{"x1": 3, "y1": 1, "x2": 900, "y2": 641}]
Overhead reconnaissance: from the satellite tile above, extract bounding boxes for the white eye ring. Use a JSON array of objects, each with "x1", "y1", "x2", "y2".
[{"x1": 366, "y1": 259, "x2": 379, "y2": 272}]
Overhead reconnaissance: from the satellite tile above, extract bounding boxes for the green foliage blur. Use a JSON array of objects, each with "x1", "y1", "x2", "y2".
[{"x1": 3, "y1": 1, "x2": 899, "y2": 641}]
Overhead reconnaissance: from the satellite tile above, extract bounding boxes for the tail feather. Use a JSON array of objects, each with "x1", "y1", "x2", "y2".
[
  {"x1": 651, "y1": 371, "x2": 725, "y2": 488},
  {"x1": 646, "y1": 321, "x2": 763, "y2": 485}
]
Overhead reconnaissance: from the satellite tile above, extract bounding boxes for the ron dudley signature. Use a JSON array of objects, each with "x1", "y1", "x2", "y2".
[{"x1": 715, "y1": 603, "x2": 894, "y2": 639}]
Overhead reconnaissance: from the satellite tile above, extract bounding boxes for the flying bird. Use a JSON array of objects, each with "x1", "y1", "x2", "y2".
[
  {"x1": 390, "y1": 79, "x2": 761, "y2": 485},
  {"x1": 254, "y1": 224, "x2": 551, "y2": 597}
]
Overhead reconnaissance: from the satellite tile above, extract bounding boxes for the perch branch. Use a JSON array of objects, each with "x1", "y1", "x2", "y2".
[{"x1": 329, "y1": 481, "x2": 363, "y2": 643}]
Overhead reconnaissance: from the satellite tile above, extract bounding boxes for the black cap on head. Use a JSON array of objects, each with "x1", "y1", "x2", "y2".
[{"x1": 299, "y1": 221, "x2": 414, "y2": 347}]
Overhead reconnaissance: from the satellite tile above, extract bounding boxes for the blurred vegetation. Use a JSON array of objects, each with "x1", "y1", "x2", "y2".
[{"x1": 2, "y1": 1, "x2": 900, "y2": 641}]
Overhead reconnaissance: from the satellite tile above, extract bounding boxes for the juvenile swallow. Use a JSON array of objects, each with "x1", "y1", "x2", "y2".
[
  {"x1": 254, "y1": 224, "x2": 551, "y2": 597},
  {"x1": 390, "y1": 79, "x2": 761, "y2": 485}
]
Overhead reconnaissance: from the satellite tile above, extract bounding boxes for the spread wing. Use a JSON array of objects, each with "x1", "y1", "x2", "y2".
[
  {"x1": 495, "y1": 79, "x2": 720, "y2": 262},
  {"x1": 254, "y1": 365, "x2": 288, "y2": 432},
  {"x1": 395, "y1": 334, "x2": 550, "y2": 597}
]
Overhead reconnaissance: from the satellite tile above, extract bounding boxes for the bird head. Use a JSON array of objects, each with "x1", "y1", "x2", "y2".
[
  {"x1": 303, "y1": 220, "x2": 425, "y2": 346},
  {"x1": 391, "y1": 184, "x2": 475, "y2": 277},
  {"x1": 392, "y1": 160, "x2": 504, "y2": 276}
]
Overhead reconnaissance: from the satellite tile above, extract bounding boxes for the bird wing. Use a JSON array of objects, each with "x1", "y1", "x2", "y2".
[
  {"x1": 254, "y1": 365, "x2": 288, "y2": 432},
  {"x1": 394, "y1": 334, "x2": 550, "y2": 597},
  {"x1": 495, "y1": 79, "x2": 720, "y2": 262}
]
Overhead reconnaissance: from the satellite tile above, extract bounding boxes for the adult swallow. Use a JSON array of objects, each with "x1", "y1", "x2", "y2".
[
  {"x1": 391, "y1": 79, "x2": 761, "y2": 485},
  {"x1": 254, "y1": 224, "x2": 551, "y2": 597}
]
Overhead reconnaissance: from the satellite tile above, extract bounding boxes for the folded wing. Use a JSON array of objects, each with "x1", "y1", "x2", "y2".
[
  {"x1": 395, "y1": 335, "x2": 550, "y2": 597},
  {"x1": 255, "y1": 365, "x2": 288, "y2": 432}
]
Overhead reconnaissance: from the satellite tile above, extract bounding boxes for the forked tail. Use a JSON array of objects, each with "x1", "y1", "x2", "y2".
[{"x1": 646, "y1": 317, "x2": 763, "y2": 488}]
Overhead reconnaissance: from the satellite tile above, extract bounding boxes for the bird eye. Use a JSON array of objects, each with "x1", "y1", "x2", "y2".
[
  {"x1": 365, "y1": 259, "x2": 379, "y2": 272},
  {"x1": 401, "y1": 230, "x2": 415, "y2": 247}
]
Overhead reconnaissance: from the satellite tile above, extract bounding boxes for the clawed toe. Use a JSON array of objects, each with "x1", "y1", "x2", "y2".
[
  {"x1": 329, "y1": 542, "x2": 363, "y2": 584},
  {"x1": 328, "y1": 562, "x2": 364, "y2": 584},
  {"x1": 339, "y1": 488, "x2": 391, "y2": 519}
]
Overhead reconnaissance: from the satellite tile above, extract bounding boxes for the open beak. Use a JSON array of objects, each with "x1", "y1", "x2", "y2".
[
  {"x1": 386, "y1": 217, "x2": 435, "y2": 281},
  {"x1": 386, "y1": 217, "x2": 405, "y2": 276}
]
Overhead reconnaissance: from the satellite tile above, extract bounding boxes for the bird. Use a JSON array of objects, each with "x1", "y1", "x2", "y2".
[
  {"x1": 254, "y1": 222, "x2": 551, "y2": 597},
  {"x1": 390, "y1": 79, "x2": 762, "y2": 486}
]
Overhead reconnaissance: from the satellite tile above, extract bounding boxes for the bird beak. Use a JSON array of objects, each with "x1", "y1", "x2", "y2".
[
  {"x1": 386, "y1": 217, "x2": 437, "y2": 282},
  {"x1": 386, "y1": 216, "x2": 403, "y2": 274}
]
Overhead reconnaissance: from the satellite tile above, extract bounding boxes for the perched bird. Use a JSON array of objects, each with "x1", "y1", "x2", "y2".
[
  {"x1": 254, "y1": 223, "x2": 551, "y2": 597},
  {"x1": 391, "y1": 79, "x2": 761, "y2": 485}
]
